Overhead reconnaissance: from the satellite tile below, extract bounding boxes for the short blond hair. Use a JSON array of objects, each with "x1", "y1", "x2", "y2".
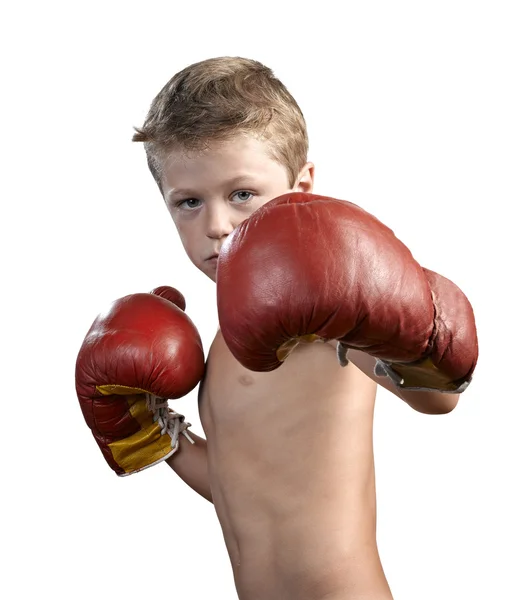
[{"x1": 132, "y1": 56, "x2": 309, "y2": 191}]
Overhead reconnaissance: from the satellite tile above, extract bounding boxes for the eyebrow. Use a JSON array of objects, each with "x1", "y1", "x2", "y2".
[{"x1": 167, "y1": 175, "x2": 258, "y2": 201}]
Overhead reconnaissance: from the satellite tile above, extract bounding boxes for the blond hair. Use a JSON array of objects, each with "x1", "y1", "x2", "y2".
[{"x1": 132, "y1": 56, "x2": 309, "y2": 191}]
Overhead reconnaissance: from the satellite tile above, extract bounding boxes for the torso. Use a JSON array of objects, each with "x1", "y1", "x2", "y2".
[{"x1": 199, "y1": 330, "x2": 393, "y2": 600}]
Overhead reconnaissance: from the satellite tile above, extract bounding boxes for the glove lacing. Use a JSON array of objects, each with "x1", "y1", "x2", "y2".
[
  {"x1": 145, "y1": 393, "x2": 195, "y2": 448},
  {"x1": 337, "y1": 341, "x2": 405, "y2": 384}
]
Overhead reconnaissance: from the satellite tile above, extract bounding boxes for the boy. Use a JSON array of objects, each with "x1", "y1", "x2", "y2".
[{"x1": 76, "y1": 57, "x2": 477, "y2": 600}]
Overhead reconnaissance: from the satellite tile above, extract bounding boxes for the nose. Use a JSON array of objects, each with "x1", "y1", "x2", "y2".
[{"x1": 205, "y1": 204, "x2": 234, "y2": 240}]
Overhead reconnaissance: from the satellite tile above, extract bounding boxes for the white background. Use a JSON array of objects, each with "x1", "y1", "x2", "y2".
[{"x1": 2, "y1": 1, "x2": 513, "y2": 599}]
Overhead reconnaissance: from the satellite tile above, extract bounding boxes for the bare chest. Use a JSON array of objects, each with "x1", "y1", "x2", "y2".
[
  {"x1": 199, "y1": 331, "x2": 377, "y2": 456},
  {"x1": 198, "y1": 333, "x2": 383, "y2": 590}
]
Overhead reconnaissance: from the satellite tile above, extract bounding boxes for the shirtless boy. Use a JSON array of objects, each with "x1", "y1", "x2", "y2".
[{"x1": 76, "y1": 57, "x2": 478, "y2": 600}]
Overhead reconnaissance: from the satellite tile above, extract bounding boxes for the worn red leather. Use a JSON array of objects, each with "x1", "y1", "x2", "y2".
[
  {"x1": 217, "y1": 192, "x2": 477, "y2": 392},
  {"x1": 75, "y1": 287, "x2": 205, "y2": 475}
]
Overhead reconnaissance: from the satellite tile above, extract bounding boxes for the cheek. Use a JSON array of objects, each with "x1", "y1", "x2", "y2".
[
  {"x1": 250, "y1": 191, "x2": 290, "y2": 214},
  {"x1": 174, "y1": 221, "x2": 203, "y2": 264}
]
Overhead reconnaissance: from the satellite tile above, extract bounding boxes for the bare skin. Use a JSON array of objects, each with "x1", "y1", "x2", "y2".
[{"x1": 172, "y1": 332, "x2": 395, "y2": 600}]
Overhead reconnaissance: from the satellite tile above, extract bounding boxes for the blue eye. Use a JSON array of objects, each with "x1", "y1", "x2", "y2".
[
  {"x1": 233, "y1": 191, "x2": 254, "y2": 203},
  {"x1": 178, "y1": 198, "x2": 202, "y2": 209}
]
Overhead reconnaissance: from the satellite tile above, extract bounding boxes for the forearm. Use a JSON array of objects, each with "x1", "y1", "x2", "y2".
[
  {"x1": 346, "y1": 348, "x2": 460, "y2": 414},
  {"x1": 166, "y1": 431, "x2": 213, "y2": 502}
]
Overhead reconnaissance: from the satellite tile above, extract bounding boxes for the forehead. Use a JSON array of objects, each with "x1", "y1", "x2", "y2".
[{"x1": 160, "y1": 135, "x2": 288, "y2": 193}]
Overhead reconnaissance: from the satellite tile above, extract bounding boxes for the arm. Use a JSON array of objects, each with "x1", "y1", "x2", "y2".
[
  {"x1": 166, "y1": 431, "x2": 213, "y2": 503},
  {"x1": 346, "y1": 347, "x2": 460, "y2": 415}
]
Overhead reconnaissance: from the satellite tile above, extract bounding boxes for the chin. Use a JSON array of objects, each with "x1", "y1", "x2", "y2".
[{"x1": 198, "y1": 263, "x2": 217, "y2": 282}]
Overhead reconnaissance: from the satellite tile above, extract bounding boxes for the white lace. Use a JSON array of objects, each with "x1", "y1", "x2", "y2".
[{"x1": 145, "y1": 393, "x2": 195, "y2": 448}]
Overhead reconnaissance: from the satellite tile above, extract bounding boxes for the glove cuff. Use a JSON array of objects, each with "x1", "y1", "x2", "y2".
[
  {"x1": 107, "y1": 394, "x2": 195, "y2": 477},
  {"x1": 374, "y1": 358, "x2": 471, "y2": 394}
]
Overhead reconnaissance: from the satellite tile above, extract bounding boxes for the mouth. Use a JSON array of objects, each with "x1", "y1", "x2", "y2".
[{"x1": 206, "y1": 253, "x2": 219, "y2": 261}]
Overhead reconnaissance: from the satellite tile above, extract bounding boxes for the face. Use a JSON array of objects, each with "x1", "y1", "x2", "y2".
[{"x1": 161, "y1": 134, "x2": 314, "y2": 281}]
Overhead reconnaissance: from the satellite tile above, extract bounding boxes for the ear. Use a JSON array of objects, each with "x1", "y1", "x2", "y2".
[{"x1": 293, "y1": 162, "x2": 315, "y2": 193}]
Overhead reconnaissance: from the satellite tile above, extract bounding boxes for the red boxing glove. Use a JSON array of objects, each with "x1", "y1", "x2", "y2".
[
  {"x1": 76, "y1": 286, "x2": 205, "y2": 476},
  {"x1": 217, "y1": 193, "x2": 478, "y2": 393}
]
